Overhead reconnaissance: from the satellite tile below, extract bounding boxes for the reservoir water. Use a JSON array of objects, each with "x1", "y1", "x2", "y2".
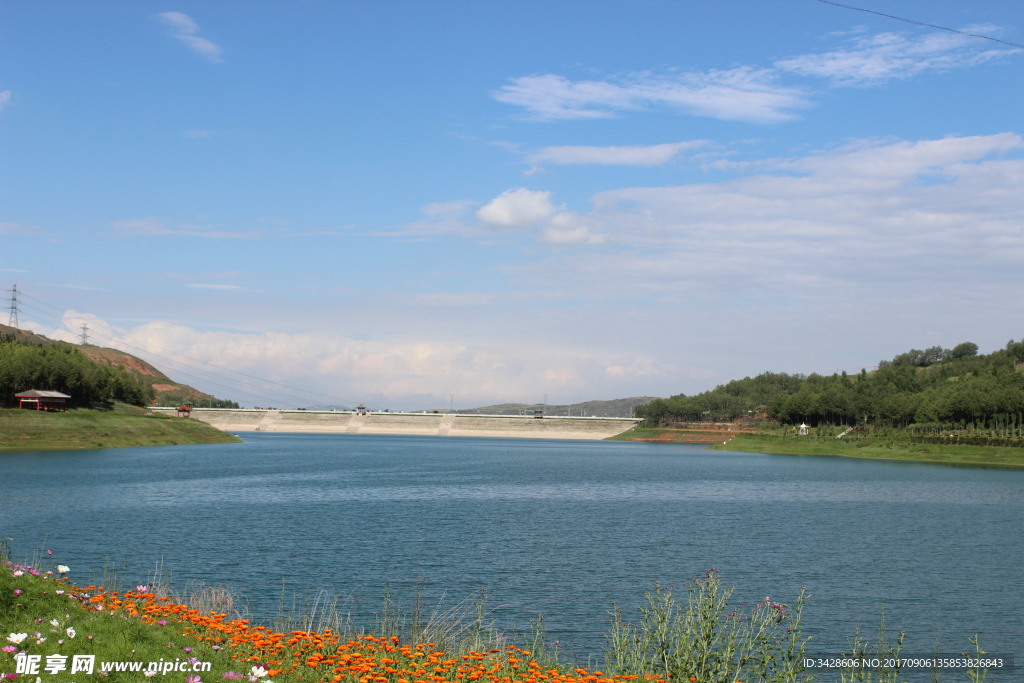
[{"x1": 2, "y1": 433, "x2": 1022, "y2": 678}]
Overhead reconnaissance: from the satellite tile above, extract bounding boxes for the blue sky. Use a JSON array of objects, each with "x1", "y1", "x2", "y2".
[{"x1": 3, "y1": 1, "x2": 1023, "y2": 410}]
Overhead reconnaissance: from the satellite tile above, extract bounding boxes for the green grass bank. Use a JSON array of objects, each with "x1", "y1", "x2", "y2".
[
  {"x1": 0, "y1": 403, "x2": 240, "y2": 451},
  {"x1": 711, "y1": 433, "x2": 1024, "y2": 469},
  {"x1": 613, "y1": 427, "x2": 1024, "y2": 469}
]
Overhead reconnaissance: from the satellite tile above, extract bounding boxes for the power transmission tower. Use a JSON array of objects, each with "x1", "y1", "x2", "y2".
[
  {"x1": 7, "y1": 284, "x2": 19, "y2": 328},
  {"x1": 79, "y1": 323, "x2": 90, "y2": 345}
]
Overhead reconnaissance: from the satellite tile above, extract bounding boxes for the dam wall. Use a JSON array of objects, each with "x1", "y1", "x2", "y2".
[{"x1": 151, "y1": 408, "x2": 639, "y2": 440}]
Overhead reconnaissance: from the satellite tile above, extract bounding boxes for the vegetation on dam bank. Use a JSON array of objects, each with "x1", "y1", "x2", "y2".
[
  {"x1": 615, "y1": 425, "x2": 1024, "y2": 469},
  {"x1": 621, "y1": 340, "x2": 1024, "y2": 469},
  {"x1": 712, "y1": 431, "x2": 1024, "y2": 469},
  {"x1": 0, "y1": 403, "x2": 240, "y2": 452}
]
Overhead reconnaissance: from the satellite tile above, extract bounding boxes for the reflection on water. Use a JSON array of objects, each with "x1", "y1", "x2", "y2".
[{"x1": 2, "y1": 433, "x2": 1022, "y2": 674}]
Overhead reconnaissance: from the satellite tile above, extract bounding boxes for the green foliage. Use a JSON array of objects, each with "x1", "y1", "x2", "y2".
[
  {"x1": 0, "y1": 336, "x2": 154, "y2": 407},
  {"x1": 604, "y1": 572, "x2": 811, "y2": 682},
  {"x1": 637, "y1": 341, "x2": 1024, "y2": 431},
  {"x1": 1, "y1": 546, "x2": 258, "y2": 682}
]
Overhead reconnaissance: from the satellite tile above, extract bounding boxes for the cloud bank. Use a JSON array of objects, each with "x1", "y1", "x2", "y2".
[{"x1": 494, "y1": 27, "x2": 1018, "y2": 122}]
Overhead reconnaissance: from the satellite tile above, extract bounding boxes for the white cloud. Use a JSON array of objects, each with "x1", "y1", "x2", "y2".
[
  {"x1": 494, "y1": 28, "x2": 1019, "y2": 123},
  {"x1": 43, "y1": 311, "x2": 123, "y2": 347},
  {"x1": 786, "y1": 133, "x2": 1022, "y2": 181},
  {"x1": 413, "y1": 292, "x2": 495, "y2": 306},
  {"x1": 493, "y1": 68, "x2": 808, "y2": 123},
  {"x1": 421, "y1": 200, "x2": 477, "y2": 217},
  {"x1": 39, "y1": 316, "x2": 677, "y2": 409},
  {"x1": 476, "y1": 188, "x2": 556, "y2": 228},
  {"x1": 113, "y1": 218, "x2": 256, "y2": 239},
  {"x1": 525, "y1": 133, "x2": 1024, "y2": 305},
  {"x1": 186, "y1": 283, "x2": 247, "y2": 291},
  {"x1": 158, "y1": 12, "x2": 223, "y2": 63},
  {"x1": 0, "y1": 90, "x2": 11, "y2": 112},
  {"x1": 776, "y1": 27, "x2": 1018, "y2": 85},
  {"x1": 0, "y1": 221, "x2": 40, "y2": 234},
  {"x1": 389, "y1": 200, "x2": 480, "y2": 238},
  {"x1": 540, "y1": 213, "x2": 604, "y2": 246},
  {"x1": 530, "y1": 141, "x2": 707, "y2": 166},
  {"x1": 475, "y1": 188, "x2": 606, "y2": 245}
]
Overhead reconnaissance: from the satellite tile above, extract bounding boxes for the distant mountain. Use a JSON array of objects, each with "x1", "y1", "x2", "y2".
[
  {"x1": 460, "y1": 396, "x2": 658, "y2": 418},
  {"x1": 0, "y1": 323, "x2": 235, "y2": 408}
]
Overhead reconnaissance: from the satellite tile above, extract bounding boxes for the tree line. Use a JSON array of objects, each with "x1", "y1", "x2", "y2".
[
  {"x1": 636, "y1": 340, "x2": 1024, "y2": 430},
  {"x1": 1, "y1": 334, "x2": 154, "y2": 407}
]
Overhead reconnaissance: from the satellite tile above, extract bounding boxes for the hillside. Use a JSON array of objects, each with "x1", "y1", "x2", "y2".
[
  {"x1": 0, "y1": 323, "x2": 235, "y2": 408},
  {"x1": 637, "y1": 340, "x2": 1024, "y2": 432},
  {"x1": 462, "y1": 396, "x2": 659, "y2": 418}
]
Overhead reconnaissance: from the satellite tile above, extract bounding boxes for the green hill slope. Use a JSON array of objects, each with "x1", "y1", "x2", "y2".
[
  {"x1": 0, "y1": 323, "x2": 235, "y2": 408},
  {"x1": 462, "y1": 396, "x2": 658, "y2": 418},
  {"x1": 637, "y1": 340, "x2": 1024, "y2": 431}
]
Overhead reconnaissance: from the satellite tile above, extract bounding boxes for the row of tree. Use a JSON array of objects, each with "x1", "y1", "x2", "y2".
[
  {"x1": 1, "y1": 335, "x2": 154, "y2": 407},
  {"x1": 636, "y1": 340, "x2": 1024, "y2": 429}
]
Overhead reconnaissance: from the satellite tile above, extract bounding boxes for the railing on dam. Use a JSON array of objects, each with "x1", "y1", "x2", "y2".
[{"x1": 150, "y1": 408, "x2": 640, "y2": 440}]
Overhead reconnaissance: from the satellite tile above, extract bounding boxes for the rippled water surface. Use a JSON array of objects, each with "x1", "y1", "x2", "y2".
[{"x1": 2, "y1": 433, "x2": 1022, "y2": 674}]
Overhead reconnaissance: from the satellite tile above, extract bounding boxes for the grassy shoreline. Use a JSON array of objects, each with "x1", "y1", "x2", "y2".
[
  {"x1": 0, "y1": 403, "x2": 240, "y2": 452},
  {"x1": 615, "y1": 427, "x2": 1024, "y2": 469},
  {"x1": 711, "y1": 433, "x2": 1024, "y2": 469},
  {"x1": 3, "y1": 546, "x2": 1004, "y2": 683}
]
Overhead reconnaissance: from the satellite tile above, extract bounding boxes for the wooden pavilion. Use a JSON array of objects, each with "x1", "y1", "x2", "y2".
[{"x1": 15, "y1": 390, "x2": 71, "y2": 412}]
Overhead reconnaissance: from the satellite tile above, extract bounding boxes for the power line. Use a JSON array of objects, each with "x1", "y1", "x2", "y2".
[
  {"x1": 815, "y1": 0, "x2": 1024, "y2": 50},
  {"x1": 13, "y1": 289, "x2": 372, "y2": 409},
  {"x1": 83, "y1": 325, "x2": 362, "y2": 408},
  {"x1": 15, "y1": 290, "x2": 352, "y2": 407}
]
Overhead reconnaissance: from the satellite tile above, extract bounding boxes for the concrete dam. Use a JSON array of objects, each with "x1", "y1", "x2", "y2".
[{"x1": 153, "y1": 408, "x2": 640, "y2": 440}]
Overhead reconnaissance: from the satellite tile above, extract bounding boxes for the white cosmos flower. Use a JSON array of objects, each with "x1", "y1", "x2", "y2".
[
  {"x1": 7, "y1": 633, "x2": 28, "y2": 644},
  {"x1": 49, "y1": 619, "x2": 60, "y2": 627},
  {"x1": 250, "y1": 666, "x2": 269, "y2": 678},
  {"x1": 56, "y1": 565, "x2": 70, "y2": 574},
  {"x1": 66, "y1": 627, "x2": 76, "y2": 638}
]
